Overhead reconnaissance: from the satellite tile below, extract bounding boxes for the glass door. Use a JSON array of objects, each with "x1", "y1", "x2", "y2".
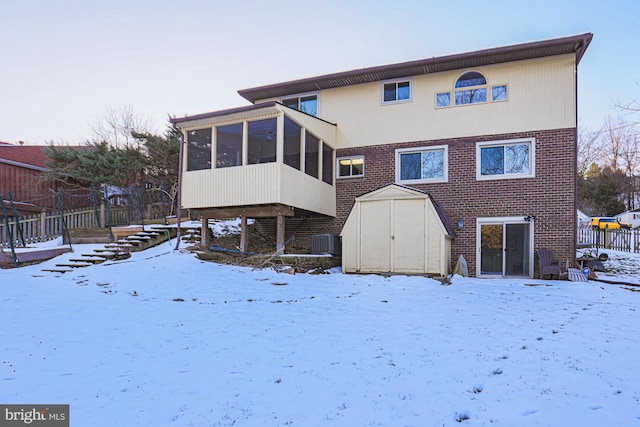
[
  {"x1": 505, "y1": 223, "x2": 530, "y2": 276},
  {"x1": 480, "y1": 224, "x2": 503, "y2": 275},
  {"x1": 479, "y1": 219, "x2": 532, "y2": 277}
]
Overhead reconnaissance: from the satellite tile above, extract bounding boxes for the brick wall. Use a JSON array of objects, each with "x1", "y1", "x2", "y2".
[{"x1": 258, "y1": 128, "x2": 577, "y2": 277}]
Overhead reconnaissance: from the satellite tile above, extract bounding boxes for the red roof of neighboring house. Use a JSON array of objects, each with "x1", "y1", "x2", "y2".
[
  {"x1": 0, "y1": 143, "x2": 87, "y2": 170},
  {"x1": 0, "y1": 144, "x2": 52, "y2": 169}
]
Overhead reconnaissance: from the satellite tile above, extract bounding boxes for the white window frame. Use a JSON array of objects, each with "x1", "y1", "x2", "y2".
[
  {"x1": 281, "y1": 92, "x2": 319, "y2": 116},
  {"x1": 395, "y1": 145, "x2": 448, "y2": 184},
  {"x1": 491, "y1": 84, "x2": 509, "y2": 102},
  {"x1": 476, "y1": 138, "x2": 535, "y2": 181},
  {"x1": 435, "y1": 92, "x2": 451, "y2": 108},
  {"x1": 381, "y1": 78, "x2": 412, "y2": 104},
  {"x1": 336, "y1": 155, "x2": 364, "y2": 178},
  {"x1": 476, "y1": 216, "x2": 535, "y2": 278}
]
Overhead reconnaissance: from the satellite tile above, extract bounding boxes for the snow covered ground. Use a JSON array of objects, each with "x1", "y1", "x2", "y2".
[{"x1": 1, "y1": 236, "x2": 639, "y2": 426}]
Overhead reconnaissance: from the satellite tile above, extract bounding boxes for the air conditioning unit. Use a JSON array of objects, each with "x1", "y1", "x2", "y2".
[{"x1": 311, "y1": 234, "x2": 341, "y2": 255}]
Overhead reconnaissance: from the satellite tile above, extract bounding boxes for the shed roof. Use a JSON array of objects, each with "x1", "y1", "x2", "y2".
[
  {"x1": 238, "y1": 33, "x2": 593, "y2": 103},
  {"x1": 355, "y1": 184, "x2": 456, "y2": 238}
]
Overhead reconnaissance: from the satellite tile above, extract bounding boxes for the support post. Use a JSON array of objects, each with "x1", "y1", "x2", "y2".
[
  {"x1": 100, "y1": 202, "x2": 106, "y2": 229},
  {"x1": 201, "y1": 216, "x2": 210, "y2": 249},
  {"x1": 240, "y1": 216, "x2": 248, "y2": 252},
  {"x1": 276, "y1": 215, "x2": 285, "y2": 255},
  {"x1": 40, "y1": 210, "x2": 46, "y2": 241}
]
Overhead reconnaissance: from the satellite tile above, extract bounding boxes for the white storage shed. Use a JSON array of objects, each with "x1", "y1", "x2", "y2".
[{"x1": 340, "y1": 184, "x2": 455, "y2": 275}]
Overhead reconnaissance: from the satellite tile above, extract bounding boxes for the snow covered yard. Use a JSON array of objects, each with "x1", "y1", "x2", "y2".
[{"x1": 1, "y1": 242, "x2": 639, "y2": 426}]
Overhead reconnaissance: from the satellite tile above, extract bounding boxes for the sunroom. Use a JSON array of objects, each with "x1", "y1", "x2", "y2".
[{"x1": 171, "y1": 101, "x2": 337, "y2": 253}]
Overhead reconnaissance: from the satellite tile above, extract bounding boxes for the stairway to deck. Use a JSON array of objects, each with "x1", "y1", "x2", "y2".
[{"x1": 42, "y1": 226, "x2": 177, "y2": 273}]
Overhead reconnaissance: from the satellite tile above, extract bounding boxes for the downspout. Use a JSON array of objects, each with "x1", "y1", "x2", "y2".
[
  {"x1": 172, "y1": 121, "x2": 185, "y2": 251},
  {"x1": 573, "y1": 46, "x2": 581, "y2": 263}
]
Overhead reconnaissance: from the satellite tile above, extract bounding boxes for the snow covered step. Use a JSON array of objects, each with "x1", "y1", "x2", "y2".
[
  {"x1": 70, "y1": 257, "x2": 106, "y2": 265},
  {"x1": 55, "y1": 262, "x2": 94, "y2": 268}
]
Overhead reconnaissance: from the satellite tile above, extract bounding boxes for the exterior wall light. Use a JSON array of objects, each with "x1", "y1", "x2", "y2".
[{"x1": 458, "y1": 217, "x2": 464, "y2": 230}]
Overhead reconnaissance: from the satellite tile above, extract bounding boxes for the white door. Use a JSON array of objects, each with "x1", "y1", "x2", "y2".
[
  {"x1": 359, "y1": 200, "x2": 391, "y2": 272},
  {"x1": 393, "y1": 199, "x2": 426, "y2": 272}
]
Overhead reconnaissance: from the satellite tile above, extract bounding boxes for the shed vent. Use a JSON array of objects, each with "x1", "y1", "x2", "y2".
[{"x1": 311, "y1": 234, "x2": 341, "y2": 255}]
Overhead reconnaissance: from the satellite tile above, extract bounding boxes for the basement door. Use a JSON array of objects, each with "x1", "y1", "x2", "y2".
[
  {"x1": 359, "y1": 199, "x2": 426, "y2": 273},
  {"x1": 477, "y1": 217, "x2": 533, "y2": 278}
]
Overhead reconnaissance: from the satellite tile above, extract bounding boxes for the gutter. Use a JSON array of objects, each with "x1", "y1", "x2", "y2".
[{"x1": 0, "y1": 158, "x2": 49, "y2": 172}]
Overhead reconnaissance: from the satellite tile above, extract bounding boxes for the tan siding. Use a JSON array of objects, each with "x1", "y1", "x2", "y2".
[
  {"x1": 181, "y1": 164, "x2": 279, "y2": 209},
  {"x1": 181, "y1": 163, "x2": 336, "y2": 216},
  {"x1": 314, "y1": 55, "x2": 576, "y2": 149},
  {"x1": 279, "y1": 164, "x2": 336, "y2": 217}
]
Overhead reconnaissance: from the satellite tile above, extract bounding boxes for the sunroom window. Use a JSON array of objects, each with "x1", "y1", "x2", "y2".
[
  {"x1": 216, "y1": 123, "x2": 243, "y2": 168},
  {"x1": 322, "y1": 142, "x2": 333, "y2": 185},
  {"x1": 477, "y1": 138, "x2": 535, "y2": 180},
  {"x1": 186, "y1": 128, "x2": 212, "y2": 171},
  {"x1": 305, "y1": 131, "x2": 320, "y2": 178},
  {"x1": 283, "y1": 116, "x2": 302, "y2": 170},
  {"x1": 247, "y1": 118, "x2": 277, "y2": 164},
  {"x1": 396, "y1": 145, "x2": 448, "y2": 183}
]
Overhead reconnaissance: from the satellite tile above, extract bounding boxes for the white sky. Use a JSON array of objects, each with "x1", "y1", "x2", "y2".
[{"x1": 1, "y1": 0, "x2": 638, "y2": 145}]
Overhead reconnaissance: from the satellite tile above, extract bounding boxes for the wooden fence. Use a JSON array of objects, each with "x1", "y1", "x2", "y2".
[
  {"x1": 1, "y1": 206, "x2": 129, "y2": 248},
  {"x1": 577, "y1": 226, "x2": 640, "y2": 253}
]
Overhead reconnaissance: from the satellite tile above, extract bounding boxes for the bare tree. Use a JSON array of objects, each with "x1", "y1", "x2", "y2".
[
  {"x1": 614, "y1": 80, "x2": 640, "y2": 116},
  {"x1": 92, "y1": 105, "x2": 154, "y2": 148},
  {"x1": 577, "y1": 127, "x2": 602, "y2": 177}
]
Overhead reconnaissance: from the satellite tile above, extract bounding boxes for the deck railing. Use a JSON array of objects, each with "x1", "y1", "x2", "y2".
[{"x1": 1, "y1": 206, "x2": 129, "y2": 248}]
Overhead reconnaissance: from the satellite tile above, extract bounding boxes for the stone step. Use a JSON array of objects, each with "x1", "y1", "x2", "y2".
[
  {"x1": 42, "y1": 268, "x2": 74, "y2": 274},
  {"x1": 55, "y1": 263, "x2": 93, "y2": 268},
  {"x1": 69, "y1": 257, "x2": 105, "y2": 264}
]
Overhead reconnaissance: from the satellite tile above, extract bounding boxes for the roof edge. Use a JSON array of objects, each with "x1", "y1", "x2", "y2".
[
  {"x1": 170, "y1": 101, "x2": 278, "y2": 125},
  {"x1": 238, "y1": 32, "x2": 593, "y2": 103}
]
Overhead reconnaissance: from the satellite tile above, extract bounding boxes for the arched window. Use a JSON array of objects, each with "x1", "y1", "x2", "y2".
[
  {"x1": 454, "y1": 71, "x2": 487, "y2": 105},
  {"x1": 455, "y1": 72, "x2": 487, "y2": 88},
  {"x1": 435, "y1": 71, "x2": 508, "y2": 108}
]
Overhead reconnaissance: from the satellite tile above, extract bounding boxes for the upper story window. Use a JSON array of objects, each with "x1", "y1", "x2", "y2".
[
  {"x1": 396, "y1": 145, "x2": 448, "y2": 184},
  {"x1": 476, "y1": 138, "x2": 535, "y2": 180},
  {"x1": 455, "y1": 71, "x2": 487, "y2": 105},
  {"x1": 337, "y1": 155, "x2": 364, "y2": 178},
  {"x1": 382, "y1": 79, "x2": 411, "y2": 104},
  {"x1": 436, "y1": 71, "x2": 508, "y2": 108},
  {"x1": 282, "y1": 94, "x2": 318, "y2": 116},
  {"x1": 186, "y1": 128, "x2": 212, "y2": 171}
]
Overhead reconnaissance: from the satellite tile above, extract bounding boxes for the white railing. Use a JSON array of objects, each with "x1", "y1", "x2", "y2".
[
  {"x1": 1, "y1": 206, "x2": 129, "y2": 248},
  {"x1": 578, "y1": 226, "x2": 640, "y2": 253}
]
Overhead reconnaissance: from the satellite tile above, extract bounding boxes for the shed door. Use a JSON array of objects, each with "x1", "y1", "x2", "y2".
[
  {"x1": 359, "y1": 200, "x2": 391, "y2": 271},
  {"x1": 393, "y1": 199, "x2": 426, "y2": 272},
  {"x1": 359, "y1": 199, "x2": 426, "y2": 272}
]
